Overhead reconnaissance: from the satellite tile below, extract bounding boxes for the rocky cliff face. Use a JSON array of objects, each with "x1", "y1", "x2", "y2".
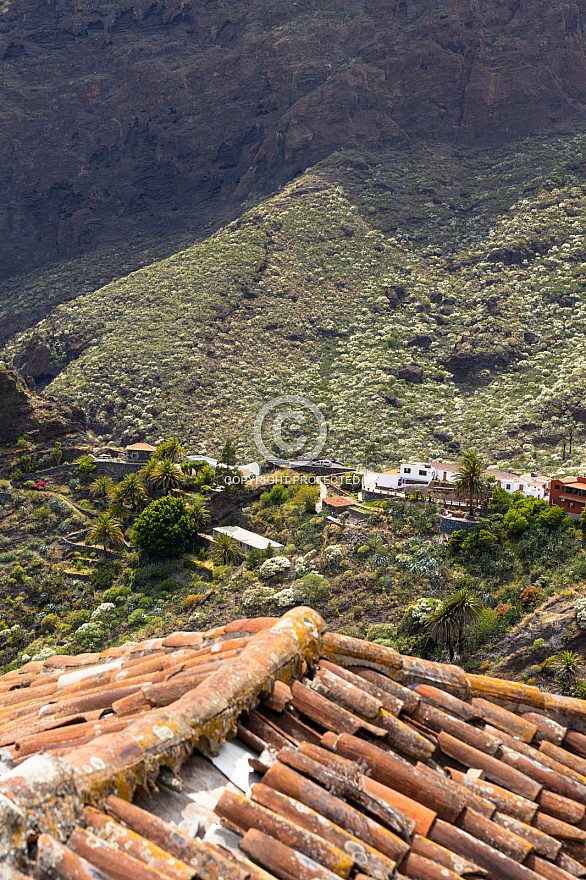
[
  {"x1": 1, "y1": 0, "x2": 586, "y2": 278},
  {"x1": 0, "y1": 365, "x2": 86, "y2": 443}
]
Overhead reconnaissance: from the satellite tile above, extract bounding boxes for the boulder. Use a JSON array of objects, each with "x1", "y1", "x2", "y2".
[
  {"x1": 407, "y1": 334, "x2": 432, "y2": 349},
  {"x1": 398, "y1": 363, "x2": 424, "y2": 384},
  {"x1": 384, "y1": 393, "x2": 402, "y2": 408}
]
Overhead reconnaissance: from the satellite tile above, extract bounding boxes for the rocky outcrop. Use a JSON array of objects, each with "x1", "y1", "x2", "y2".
[
  {"x1": 2, "y1": 0, "x2": 586, "y2": 278},
  {"x1": 0, "y1": 365, "x2": 86, "y2": 443},
  {"x1": 12, "y1": 333, "x2": 52, "y2": 379}
]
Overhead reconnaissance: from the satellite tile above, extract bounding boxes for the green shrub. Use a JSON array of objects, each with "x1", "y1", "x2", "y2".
[
  {"x1": 128, "y1": 609, "x2": 146, "y2": 627},
  {"x1": 132, "y1": 497, "x2": 193, "y2": 557},
  {"x1": 72, "y1": 621, "x2": 104, "y2": 650},
  {"x1": 366, "y1": 622, "x2": 398, "y2": 647},
  {"x1": 102, "y1": 585, "x2": 131, "y2": 605},
  {"x1": 353, "y1": 605, "x2": 363, "y2": 619},
  {"x1": 91, "y1": 561, "x2": 121, "y2": 592},
  {"x1": 296, "y1": 573, "x2": 329, "y2": 604},
  {"x1": 10, "y1": 565, "x2": 26, "y2": 582},
  {"x1": 69, "y1": 610, "x2": 91, "y2": 629},
  {"x1": 78, "y1": 455, "x2": 97, "y2": 474},
  {"x1": 40, "y1": 613, "x2": 60, "y2": 634}
]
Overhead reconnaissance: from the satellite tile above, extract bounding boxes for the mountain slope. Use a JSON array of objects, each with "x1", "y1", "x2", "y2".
[
  {"x1": 2, "y1": 0, "x2": 586, "y2": 277},
  {"x1": 4, "y1": 133, "x2": 586, "y2": 471}
]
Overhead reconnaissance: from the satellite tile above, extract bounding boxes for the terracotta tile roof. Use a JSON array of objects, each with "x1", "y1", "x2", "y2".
[
  {"x1": 4, "y1": 609, "x2": 586, "y2": 880},
  {"x1": 323, "y1": 496, "x2": 354, "y2": 508},
  {"x1": 125, "y1": 443, "x2": 157, "y2": 451}
]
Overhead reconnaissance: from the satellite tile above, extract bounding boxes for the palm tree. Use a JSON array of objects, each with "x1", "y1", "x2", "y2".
[
  {"x1": 444, "y1": 585, "x2": 483, "y2": 655},
  {"x1": 190, "y1": 495, "x2": 211, "y2": 535},
  {"x1": 139, "y1": 458, "x2": 159, "y2": 494},
  {"x1": 151, "y1": 459, "x2": 184, "y2": 494},
  {"x1": 210, "y1": 532, "x2": 244, "y2": 566},
  {"x1": 454, "y1": 449, "x2": 487, "y2": 516},
  {"x1": 118, "y1": 472, "x2": 146, "y2": 511},
  {"x1": 426, "y1": 602, "x2": 459, "y2": 662},
  {"x1": 90, "y1": 475, "x2": 114, "y2": 502},
  {"x1": 88, "y1": 513, "x2": 125, "y2": 558},
  {"x1": 155, "y1": 437, "x2": 185, "y2": 462}
]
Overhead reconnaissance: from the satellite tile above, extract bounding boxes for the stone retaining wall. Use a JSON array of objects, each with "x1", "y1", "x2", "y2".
[{"x1": 439, "y1": 513, "x2": 479, "y2": 535}]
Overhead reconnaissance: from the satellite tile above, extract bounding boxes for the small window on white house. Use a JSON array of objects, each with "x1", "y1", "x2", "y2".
[
  {"x1": 404, "y1": 467, "x2": 411, "y2": 473},
  {"x1": 419, "y1": 469, "x2": 427, "y2": 476},
  {"x1": 506, "y1": 484, "x2": 511, "y2": 490}
]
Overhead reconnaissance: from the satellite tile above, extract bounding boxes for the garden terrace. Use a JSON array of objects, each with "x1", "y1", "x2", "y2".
[{"x1": 5, "y1": 608, "x2": 586, "y2": 880}]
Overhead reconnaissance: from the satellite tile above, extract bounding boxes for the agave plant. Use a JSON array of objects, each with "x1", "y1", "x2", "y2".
[{"x1": 548, "y1": 651, "x2": 584, "y2": 685}]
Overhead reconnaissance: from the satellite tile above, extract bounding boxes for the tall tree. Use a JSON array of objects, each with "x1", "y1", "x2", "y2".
[
  {"x1": 139, "y1": 458, "x2": 159, "y2": 494},
  {"x1": 151, "y1": 458, "x2": 184, "y2": 494},
  {"x1": 210, "y1": 532, "x2": 244, "y2": 566},
  {"x1": 426, "y1": 602, "x2": 459, "y2": 662},
  {"x1": 88, "y1": 513, "x2": 125, "y2": 558},
  {"x1": 190, "y1": 495, "x2": 211, "y2": 535},
  {"x1": 90, "y1": 475, "x2": 114, "y2": 502},
  {"x1": 444, "y1": 585, "x2": 483, "y2": 654},
  {"x1": 454, "y1": 449, "x2": 487, "y2": 516},
  {"x1": 118, "y1": 472, "x2": 147, "y2": 511},
  {"x1": 155, "y1": 437, "x2": 186, "y2": 462},
  {"x1": 218, "y1": 437, "x2": 238, "y2": 467}
]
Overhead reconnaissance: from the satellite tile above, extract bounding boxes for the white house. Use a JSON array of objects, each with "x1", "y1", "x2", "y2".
[
  {"x1": 375, "y1": 461, "x2": 458, "y2": 491},
  {"x1": 212, "y1": 526, "x2": 283, "y2": 553},
  {"x1": 518, "y1": 473, "x2": 550, "y2": 500},
  {"x1": 485, "y1": 469, "x2": 525, "y2": 494},
  {"x1": 367, "y1": 459, "x2": 551, "y2": 500}
]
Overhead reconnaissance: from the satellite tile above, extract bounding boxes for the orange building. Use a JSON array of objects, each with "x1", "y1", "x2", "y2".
[{"x1": 549, "y1": 474, "x2": 586, "y2": 518}]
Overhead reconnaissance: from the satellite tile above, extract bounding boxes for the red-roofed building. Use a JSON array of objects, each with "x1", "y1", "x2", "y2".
[
  {"x1": 549, "y1": 474, "x2": 586, "y2": 518},
  {"x1": 323, "y1": 495, "x2": 354, "y2": 511}
]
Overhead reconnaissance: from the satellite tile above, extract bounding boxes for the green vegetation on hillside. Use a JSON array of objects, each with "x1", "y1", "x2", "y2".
[
  {"x1": 4, "y1": 133, "x2": 586, "y2": 473},
  {"x1": 2, "y1": 437, "x2": 586, "y2": 691}
]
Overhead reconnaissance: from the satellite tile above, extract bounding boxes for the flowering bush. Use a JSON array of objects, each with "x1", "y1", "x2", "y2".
[
  {"x1": 324, "y1": 545, "x2": 344, "y2": 567},
  {"x1": 294, "y1": 550, "x2": 317, "y2": 578},
  {"x1": 403, "y1": 597, "x2": 441, "y2": 629},
  {"x1": 575, "y1": 597, "x2": 586, "y2": 630},
  {"x1": 241, "y1": 582, "x2": 276, "y2": 609},
  {"x1": 91, "y1": 602, "x2": 116, "y2": 622},
  {"x1": 273, "y1": 586, "x2": 304, "y2": 607},
  {"x1": 72, "y1": 621, "x2": 104, "y2": 650},
  {"x1": 259, "y1": 556, "x2": 291, "y2": 580}
]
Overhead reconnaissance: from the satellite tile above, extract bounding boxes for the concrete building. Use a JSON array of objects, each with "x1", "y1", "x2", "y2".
[
  {"x1": 212, "y1": 525, "x2": 283, "y2": 553},
  {"x1": 550, "y1": 475, "x2": 586, "y2": 519}
]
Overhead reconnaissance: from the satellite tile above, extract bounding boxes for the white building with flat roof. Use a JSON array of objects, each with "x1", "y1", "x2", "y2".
[{"x1": 212, "y1": 526, "x2": 283, "y2": 553}]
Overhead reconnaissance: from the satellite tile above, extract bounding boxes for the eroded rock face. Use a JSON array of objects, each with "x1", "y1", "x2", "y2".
[
  {"x1": 0, "y1": 365, "x2": 86, "y2": 443},
  {"x1": 12, "y1": 333, "x2": 52, "y2": 379},
  {"x1": 1, "y1": 0, "x2": 586, "y2": 277}
]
